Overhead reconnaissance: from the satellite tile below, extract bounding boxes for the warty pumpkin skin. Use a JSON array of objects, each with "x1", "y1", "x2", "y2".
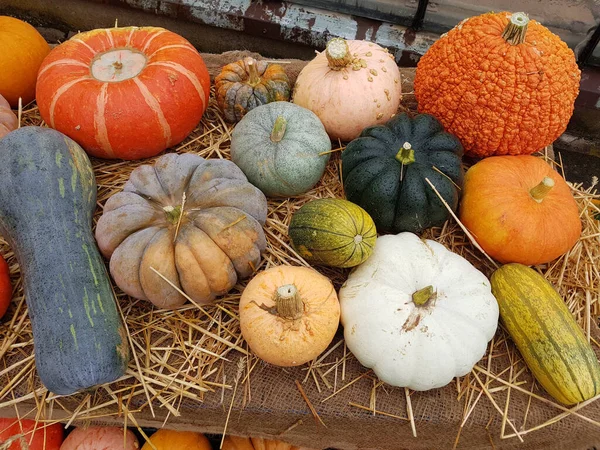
[
  {"x1": 339, "y1": 232, "x2": 499, "y2": 390},
  {"x1": 36, "y1": 26, "x2": 210, "y2": 160},
  {"x1": 0, "y1": 16, "x2": 50, "y2": 107},
  {"x1": 293, "y1": 38, "x2": 402, "y2": 141},
  {"x1": 239, "y1": 265, "x2": 340, "y2": 367},
  {"x1": 230, "y1": 102, "x2": 331, "y2": 197},
  {"x1": 141, "y1": 429, "x2": 211, "y2": 450},
  {"x1": 414, "y1": 11, "x2": 580, "y2": 157},
  {"x1": 0, "y1": 127, "x2": 129, "y2": 395},
  {"x1": 459, "y1": 155, "x2": 581, "y2": 265},
  {"x1": 342, "y1": 112, "x2": 464, "y2": 234},
  {"x1": 491, "y1": 264, "x2": 600, "y2": 405},
  {"x1": 216, "y1": 57, "x2": 290, "y2": 123},
  {"x1": 96, "y1": 153, "x2": 267, "y2": 309},
  {"x1": 222, "y1": 435, "x2": 315, "y2": 450},
  {"x1": 0, "y1": 94, "x2": 18, "y2": 139}
]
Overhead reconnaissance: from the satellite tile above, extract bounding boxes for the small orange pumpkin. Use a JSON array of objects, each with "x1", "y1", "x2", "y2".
[
  {"x1": 141, "y1": 429, "x2": 211, "y2": 450},
  {"x1": 459, "y1": 155, "x2": 581, "y2": 265},
  {"x1": 215, "y1": 57, "x2": 290, "y2": 123},
  {"x1": 0, "y1": 94, "x2": 18, "y2": 139},
  {"x1": 414, "y1": 11, "x2": 580, "y2": 157},
  {"x1": 0, "y1": 16, "x2": 50, "y2": 107},
  {"x1": 222, "y1": 435, "x2": 315, "y2": 450},
  {"x1": 239, "y1": 265, "x2": 340, "y2": 367}
]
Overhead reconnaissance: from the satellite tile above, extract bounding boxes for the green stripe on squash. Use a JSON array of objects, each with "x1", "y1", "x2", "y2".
[
  {"x1": 289, "y1": 198, "x2": 376, "y2": 268},
  {"x1": 491, "y1": 263, "x2": 600, "y2": 405}
]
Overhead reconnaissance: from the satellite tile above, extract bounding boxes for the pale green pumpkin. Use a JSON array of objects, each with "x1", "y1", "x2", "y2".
[{"x1": 230, "y1": 101, "x2": 331, "y2": 197}]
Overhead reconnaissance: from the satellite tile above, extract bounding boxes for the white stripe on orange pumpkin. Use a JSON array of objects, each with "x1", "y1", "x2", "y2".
[
  {"x1": 148, "y1": 44, "x2": 198, "y2": 59},
  {"x1": 132, "y1": 77, "x2": 172, "y2": 147},
  {"x1": 48, "y1": 77, "x2": 88, "y2": 129},
  {"x1": 94, "y1": 83, "x2": 114, "y2": 158},
  {"x1": 126, "y1": 27, "x2": 137, "y2": 47},
  {"x1": 105, "y1": 29, "x2": 115, "y2": 47},
  {"x1": 72, "y1": 38, "x2": 96, "y2": 56},
  {"x1": 141, "y1": 30, "x2": 167, "y2": 53},
  {"x1": 147, "y1": 61, "x2": 206, "y2": 109},
  {"x1": 38, "y1": 59, "x2": 89, "y2": 77}
]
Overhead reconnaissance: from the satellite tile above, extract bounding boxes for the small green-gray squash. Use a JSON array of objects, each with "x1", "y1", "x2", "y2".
[
  {"x1": 0, "y1": 126, "x2": 129, "y2": 395},
  {"x1": 230, "y1": 101, "x2": 331, "y2": 197}
]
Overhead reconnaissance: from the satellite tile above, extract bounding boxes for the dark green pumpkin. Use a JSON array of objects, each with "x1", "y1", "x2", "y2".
[
  {"x1": 289, "y1": 198, "x2": 376, "y2": 268},
  {"x1": 0, "y1": 127, "x2": 129, "y2": 395},
  {"x1": 341, "y1": 113, "x2": 464, "y2": 234}
]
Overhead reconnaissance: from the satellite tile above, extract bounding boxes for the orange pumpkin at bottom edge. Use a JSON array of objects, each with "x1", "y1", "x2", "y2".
[
  {"x1": 222, "y1": 435, "x2": 316, "y2": 450},
  {"x1": 459, "y1": 155, "x2": 581, "y2": 265},
  {"x1": 0, "y1": 418, "x2": 63, "y2": 450},
  {"x1": 141, "y1": 429, "x2": 211, "y2": 450}
]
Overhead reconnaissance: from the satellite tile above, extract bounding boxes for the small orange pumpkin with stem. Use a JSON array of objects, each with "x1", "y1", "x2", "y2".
[
  {"x1": 222, "y1": 435, "x2": 315, "y2": 450},
  {"x1": 459, "y1": 155, "x2": 581, "y2": 265},
  {"x1": 239, "y1": 265, "x2": 340, "y2": 367}
]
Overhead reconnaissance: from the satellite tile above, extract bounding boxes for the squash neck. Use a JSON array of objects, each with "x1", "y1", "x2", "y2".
[
  {"x1": 395, "y1": 142, "x2": 415, "y2": 165},
  {"x1": 325, "y1": 38, "x2": 353, "y2": 70},
  {"x1": 412, "y1": 285, "x2": 435, "y2": 306},
  {"x1": 275, "y1": 284, "x2": 304, "y2": 320},
  {"x1": 247, "y1": 59, "x2": 261, "y2": 86},
  {"x1": 502, "y1": 12, "x2": 529, "y2": 45},
  {"x1": 529, "y1": 177, "x2": 554, "y2": 202},
  {"x1": 270, "y1": 116, "x2": 287, "y2": 142}
]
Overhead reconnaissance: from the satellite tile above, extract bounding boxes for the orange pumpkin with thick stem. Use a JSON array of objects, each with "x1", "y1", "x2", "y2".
[
  {"x1": 0, "y1": 16, "x2": 50, "y2": 108},
  {"x1": 459, "y1": 155, "x2": 581, "y2": 265},
  {"x1": 36, "y1": 26, "x2": 210, "y2": 160},
  {"x1": 141, "y1": 429, "x2": 211, "y2": 450},
  {"x1": 222, "y1": 435, "x2": 315, "y2": 450},
  {"x1": 414, "y1": 11, "x2": 580, "y2": 158},
  {"x1": 239, "y1": 265, "x2": 340, "y2": 367}
]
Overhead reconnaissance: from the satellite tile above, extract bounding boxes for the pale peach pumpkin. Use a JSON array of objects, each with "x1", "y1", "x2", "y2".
[
  {"x1": 239, "y1": 266, "x2": 340, "y2": 367},
  {"x1": 59, "y1": 427, "x2": 139, "y2": 450},
  {"x1": 0, "y1": 16, "x2": 50, "y2": 107},
  {"x1": 0, "y1": 94, "x2": 18, "y2": 139},
  {"x1": 292, "y1": 38, "x2": 401, "y2": 141}
]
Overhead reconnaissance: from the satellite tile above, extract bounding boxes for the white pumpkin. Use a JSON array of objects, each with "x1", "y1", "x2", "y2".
[{"x1": 339, "y1": 232, "x2": 499, "y2": 391}]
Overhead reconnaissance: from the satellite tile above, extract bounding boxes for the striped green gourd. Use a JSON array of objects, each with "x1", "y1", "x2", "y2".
[
  {"x1": 288, "y1": 198, "x2": 376, "y2": 268},
  {"x1": 491, "y1": 263, "x2": 600, "y2": 405},
  {"x1": 0, "y1": 127, "x2": 129, "y2": 395}
]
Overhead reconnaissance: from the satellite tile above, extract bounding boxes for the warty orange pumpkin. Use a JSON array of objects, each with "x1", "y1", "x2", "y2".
[
  {"x1": 414, "y1": 11, "x2": 580, "y2": 158},
  {"x1": 36, "y1": 26, "x2": 210, "y2": 160},
  {"x1": 459, "y1": 155, "x2": 581, "y2": 265}
]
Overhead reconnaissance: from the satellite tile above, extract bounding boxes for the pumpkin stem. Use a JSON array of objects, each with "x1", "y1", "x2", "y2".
[
  {"x1": 112, "y1": 61, "x2": 123, "y2": 70},
  {"x1": 270, "y1": 116, "x2": 287, "y2": 142},
  {"x1": 395, "y1": 142, "x2": 416, "y2": 166},
  {"x1": 326, "y1": 38, "x2": 353, "y2": 70},
  {"x1": 412, "y1": 285, "x2": 436, "y2": 306},
  {"x1": 163, "y1": 205, "x2": 182, "y2": 224},
  {"x1": 275, "y1": 284, "x2": 304, "y2": 320},
  {"x1": 502, "y1": 12, "x2": 529, "y2": 45},
  {"x1": 247, "y1": 59, "x2": 261, "y2": 86},
  {"x1": 530, "y1": 176, "x2": 555, "y2": 202}
]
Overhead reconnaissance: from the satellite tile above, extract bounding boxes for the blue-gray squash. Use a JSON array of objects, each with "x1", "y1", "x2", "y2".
[
  {"x1": 0, "y1": 126, "x2": 129, "y2": 395},
  {"x1": 230, "y1": 101, "x2": 331, "y2": 197}
]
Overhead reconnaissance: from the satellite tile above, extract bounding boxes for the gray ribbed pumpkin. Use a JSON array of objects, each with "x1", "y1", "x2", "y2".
[{"x1": 230, "y1": 102, "x2": 331, "y2": 197}]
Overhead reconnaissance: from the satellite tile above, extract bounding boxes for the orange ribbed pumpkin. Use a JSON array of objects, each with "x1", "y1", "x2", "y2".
[
  {"x1": 459, "y1": 155, "x2": 581, "y2": 265},
  {"x1": 36, "y1": 26, "x2": 210, "y2": 160},
  {"x1": 0, "y1": 16, "x2": 50, "y2": 108},
  {"x1": 414, "y1": 12, "x2": 580, "y2": 158}
]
